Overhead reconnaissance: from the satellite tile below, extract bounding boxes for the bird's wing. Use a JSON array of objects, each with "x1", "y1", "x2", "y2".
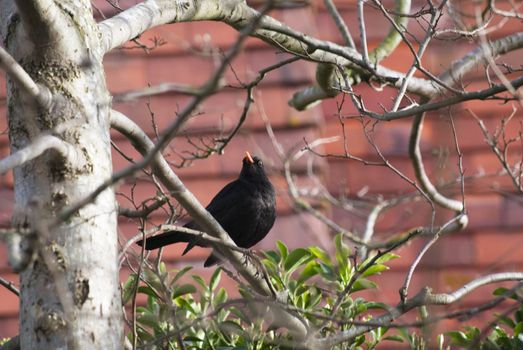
[{"x1": 204, "y1": 179, "x2": 243, "y2": 214}]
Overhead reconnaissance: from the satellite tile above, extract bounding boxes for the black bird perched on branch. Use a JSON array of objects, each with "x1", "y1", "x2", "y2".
[{"x1": 137, "y1": 152, "x2": 276, "y2": 267}]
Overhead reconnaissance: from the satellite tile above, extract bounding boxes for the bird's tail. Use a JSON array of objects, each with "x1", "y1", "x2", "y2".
[{"x1": 136, "y1": 231, "x2": 195, "y2": 250}]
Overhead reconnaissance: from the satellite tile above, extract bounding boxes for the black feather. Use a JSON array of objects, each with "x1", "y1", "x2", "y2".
[{"x1": 136, "y1": 154, "x2": 276, "y2": 267}]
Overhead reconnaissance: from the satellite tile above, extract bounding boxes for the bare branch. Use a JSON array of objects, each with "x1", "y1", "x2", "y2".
[
  {"x1": 113, "y1": 83, "x2": 201, "y2": 102},
  {"x1": 98, "y1": 0, "x2": 226, "y2": 53},
  {"x1": 0, "y1": 135, "x2": 84, "y2": 175},
  {"x1": 118, "y1": 195, "x2": 169, "y2": 218},
  {"x1": 363, "y1": 76, "x2": 523, "y2": 120},
  {"x1": 409, "y1": 112, "x2": 465, "y2": 212},
  {"x1": 0, "y1": 46, "x2": 51, "y2": 107},
  {"x1": 110, "y1": 109, "x2": 311, "y2": 344},
  {"x1": 0, "y1": 277, "x2": 19, "y2": 297},
  {"x1": 321, "y1": 273, "x2": 523, "y2": 347},
  {"x1": 439, "y1": 32, "x2": 523, "y2": 86},
  {"x1": 323, "y1": 0, "x2": 355, "y2": 48}
]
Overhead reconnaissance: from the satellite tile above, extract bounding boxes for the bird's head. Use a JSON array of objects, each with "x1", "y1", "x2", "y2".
[{"x1": 240, "y1": 151, "x2": 269, "y2": 181}]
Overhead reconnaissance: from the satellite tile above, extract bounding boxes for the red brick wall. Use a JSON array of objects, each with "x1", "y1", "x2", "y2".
[{"x1": 1, "y1": 0, "x2": 521, "y2": 343}]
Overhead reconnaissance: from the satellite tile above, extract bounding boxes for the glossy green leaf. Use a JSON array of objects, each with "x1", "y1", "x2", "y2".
[
  {"x1": 137, "y1": 285, "x2": 159, "y2": 299},
  {"x1": 210, "y1": 268, "x2": 222, "y2": 292},
  {"x1": 276, "y1": 241, "x2": 288, "y2": 260},
  {"x1": 297, "y1": 261, "x2": 319, "y2": 284},
  {"x1": 351, "y1": 278, "x2": 377, "y2": 292},
  {"x1": 384, "y1": 335, "x2": 403, "y2": 342},
  {"x1": 122, "y1": 274, "x2": 138, "y2": 305},
  {"x1": 171, "y1": 266, "x2": 193, "y2": 285},
  {"x1": 361, "y1": 264, "x2": 389, "y2": 277},
  {"x1": 172, "y1": 284, "x2": 197, "y2": 299},
  {"x1": 284, "y1": 248, "x2": 311, "y2": 272},
  {"x1": 308, "y1": 246, "x2": 331, "y2": 265},
  {"x1": 375, "y1": 252, "x2": 400, "y2": 264},
  {"x1": 334, "y1": 233, "x2": 351, "y2": 269}
]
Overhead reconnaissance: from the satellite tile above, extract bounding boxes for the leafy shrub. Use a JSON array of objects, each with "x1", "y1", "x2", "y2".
[{"x1": 124, "y1": 234, "x2": 402, "y2": 349}]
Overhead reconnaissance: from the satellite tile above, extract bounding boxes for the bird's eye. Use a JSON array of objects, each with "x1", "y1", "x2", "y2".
[{"x1": 256, "y1": 159, "x2": 263, "y2": 166}]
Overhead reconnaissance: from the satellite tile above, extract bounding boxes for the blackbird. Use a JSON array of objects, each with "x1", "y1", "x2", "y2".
[{"x1": 137, "y1": 152, "x2": 276, "y2": 267}]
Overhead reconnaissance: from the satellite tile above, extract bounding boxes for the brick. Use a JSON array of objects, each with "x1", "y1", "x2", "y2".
[
  {"x1": 0, "y1": 144, "x2": 14, "y2": 190},
  {"x1": 466, "y1": 194, "x2": 503, "y2": 230},
  {"x1": 0, "y1": 74, "x2": 6, "y2": 98},
  {"x1": 128, "y1": 22, "x2": 193, "y2": 56},
  {"x1": 0, "y1": 316, "x2": 18, "y2": 339},
  {"x1": 0, "y1": 105, "x2": 7, "y2": 144},
  {"x1": 105, "y1": 54, "x2": 148, "y2": 93},
  {"x1": 258, "y1": 211, "x2": 331, "y2": 252},
  {"x1": 0, "y1": 244, "x2": 8, "y2": 271},
  {"x1": 321, "y1": 84, "x2": 411, "y2": 120},
  {"x1": 0, "y1": 189, "x2": 13, "y2": 227},
  {"x1": 461, "y1": 87, "x2": 523, "y2": 115},
  {"x1": 187, "y1": 21, "x2": 243, "y2": 51},
  {"x1": 144, "y1": 54, "x2": 215, "y2": 87},
  {"x1": 379, "y1": 43, "x2": 431, "y2": 77},
  {"x1": 112, "y1": 84, "x2": 323, "y2": 136},
  {"x1": 0, "y1": 273, "x2": 19, "y2": 316},
  {"x1": 423, "y1": 233, "x2": 475, "y2": 267},
  {"x1": 244, "y1": 50, "x2": 314, "y2": 86},
  {"x1": 327, "y1": 157, "x2": 427, "y2": 195},
  {"x1": 502, "y1": 196, "x2": 523, "y2": 228},
  {"x1": 358, "y1": 269, "x2": 437, "y2": 305},
  {"x1": 322, "y1": 116, "x2": 421, "y2": 157},
  {"x1": 473, "y1": 230, "x2": 523, "y2": 267}
]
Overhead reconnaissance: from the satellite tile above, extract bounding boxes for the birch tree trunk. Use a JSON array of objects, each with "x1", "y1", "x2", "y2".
[{"x1": 0, "y1": 1, "x2": 123, "y2": 348}]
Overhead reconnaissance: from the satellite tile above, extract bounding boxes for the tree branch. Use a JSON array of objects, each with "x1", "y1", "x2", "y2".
[
  {"x1": 0, "y1": 135, "x2": 84, "y2": 175},
  {"x1": 99, "y1": 0, "x2": 440, "y2": 98},
  {"x1": 439, "y1": 31, "x2": 523, "y2": 85},
  {"x1": 109, "y1": 110, "x2": 310, "y2": 343},
  {"x1": 0, "y1": 46, "x2": 51, "y2": 107},
  {"x1": 0, "y1": 277, "x2": 19, "y2": 297},
  {"x1": 320, "y1": 273, "x2": 523, "y2": 347}
]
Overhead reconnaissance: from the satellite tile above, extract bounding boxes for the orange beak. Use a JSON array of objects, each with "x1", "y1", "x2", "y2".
[{"x1": 244, "y1": 151, "x2": 254, "y2": 164}]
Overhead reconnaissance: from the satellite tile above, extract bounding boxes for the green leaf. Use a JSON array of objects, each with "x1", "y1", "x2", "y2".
[
  {"x1": 493, "y1": 287, "x2": 519, "y2": 301},
  {"x1": 159, "y1": 261, "x2": 167, "y2": 275},
  {"x1": 308, "y1": 246, "x2": 331, "y2": 265},
  {"x1": 215, "y1": 287, "x2": 228, "y2": 305},
  {"x1": 175, "y1": 298, "x2": 197, "y2": 314},
  {"x1": 361, "y1": 264, "x2": 389, "y2": 277},
  {"x1": 137, "y1": 285, "x2": 160, "y2": 299},
  {"x1": 497, "y1": 314, "x2": 516, "y2": 329},
  {"x1": 364, "y1": 301, "x2": 390, "y2": 310},
  {"x1": 447, "y1": 331, "x2": 470, "y2": 346},
  {"x1": 171, "y1": 266, "x2": 193, "y2": 285},
  {"x1": 122, "y1": 274, "x2": 138, "y2": 305},
  {"x1": 142, "y1": 269, "x2": 164, "y2": 294},
  {"x1": 276, "y1": 241, "x2": 288, "y2": 260},
  {"x1": 334, "y1": 233, "x2": 351, "y2": 269},
  {"x1": 172, "y1": 284, "x2": 197, "y2": 299},
  {"x1": 192, "y1": 275, "x2": 207, "y2": 289},
  {"x1": 297, "y1": 261, "x2": 319, "y2": 284},
  {"x1": 351, "y1": 278, "x2": 377, "y2": 292},
  {"x1": 514, "y1": 322, "x2": 523, "y2": 336},
  {"x1": 263, "y1": 251, "x2": 281, "y2": 264},
  {"x1": 210, "y1": 268, "x2": 222, "y2": 292},
  {"x1": 284, "y1": 248, "x2": 311, "y2": 273},
  {"x1": 220, "y1": 320, "x2": 244, "y2": 333},
  {"x1": 137, "y1": 313, "x2": 159, "y2": 329},
  {"x1": 384, "y1": 335, "x2": 404, "y2": 342},
  {"x1": 374, "y1": 252, "x2": 399, "y2": 264},
  {"x1": 318, "y1": 262, "x2": 336, "y2": 281}
]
